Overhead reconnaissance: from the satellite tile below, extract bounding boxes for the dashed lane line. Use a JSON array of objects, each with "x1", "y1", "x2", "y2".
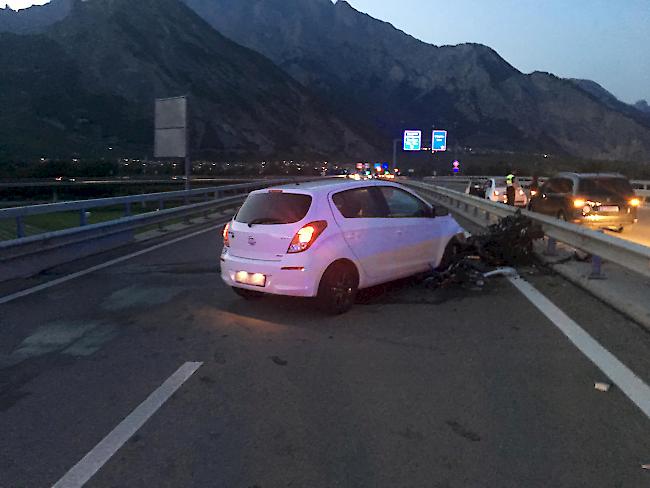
[{"x1": 52, "y1": 362, "x2": 203, "y2": 488}]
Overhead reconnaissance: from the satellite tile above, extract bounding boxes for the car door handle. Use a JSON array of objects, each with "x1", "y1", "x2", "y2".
[{"x1": 396, "y1": 229, "x2": 404, "y2": 235}]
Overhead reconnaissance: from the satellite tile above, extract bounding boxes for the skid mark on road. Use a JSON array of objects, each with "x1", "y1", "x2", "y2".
[
  {"x1": 102, "y1": 285, "x2": 187, "y2": 312},
  {"x1": 1, "y1": 321, "x2": 117, "y2": 369}
]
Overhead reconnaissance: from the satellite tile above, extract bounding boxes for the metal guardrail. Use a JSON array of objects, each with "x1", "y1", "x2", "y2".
[
  {"x1": 0, "y1": 180, "x2": 288, "y2": 239},
  {"x1": 0, "y1": 178, "x2": 305, "y2": 282},
  {"x1": 404, "y1": 180, "x2": 650, "y2": 280}
]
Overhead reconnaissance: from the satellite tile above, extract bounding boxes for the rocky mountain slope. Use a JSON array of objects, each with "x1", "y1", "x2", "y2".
[
  {"x1": 184, "y1": 0, "x2": 650, "y2": 161},
  {"x1": 0, "y1": 0, "x2": 377, "y2": 161}
]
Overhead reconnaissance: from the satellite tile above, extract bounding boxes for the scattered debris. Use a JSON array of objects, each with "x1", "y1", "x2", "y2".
[
  {"x1": 483, "y1": 267, "x2": 519, "y2": 279},
  {"x1": 446, "y1": 420, "x2": 481, "y2": 442},
  {"x1": 271, "y1": 355, "x2": 288, "y2": 366},
  {"x1": 594, "y1": 382, "x2": 612, "y2": 392},
  {"x1": 426, "y1": 210, "x2": 544, "y2": 290}
]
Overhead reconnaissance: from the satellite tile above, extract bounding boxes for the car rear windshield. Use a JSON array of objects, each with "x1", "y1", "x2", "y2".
[
  {"x1": 235, "y1": 192, "x2": 312, "y2": 225},
  {"x1": 578, "y1": 178, "x2": 634, "y2": 197}
]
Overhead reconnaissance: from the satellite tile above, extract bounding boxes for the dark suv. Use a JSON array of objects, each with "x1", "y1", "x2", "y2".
[{"x1": 529, "y1": 173, "x2": 640, "y2": 232}]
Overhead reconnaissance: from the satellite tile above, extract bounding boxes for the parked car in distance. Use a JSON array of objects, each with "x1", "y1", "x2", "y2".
[
  {"x1": 465, "y1": 179, "x2": 487, "y2": 198},
  {"x1": 483, "y1": 177, "x2": 528, "y2": 207},
  {"x1": 528, "y1": 173, "x2": 639, "y2": 232},
  {"x1": 221, "y1": 180, "x2": 465, "y2": 314}
]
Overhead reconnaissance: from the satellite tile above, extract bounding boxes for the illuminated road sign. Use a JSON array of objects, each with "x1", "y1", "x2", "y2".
[
  {"x1": 403, "y1": 130, "x2": 422, "y2": 151},
  {"x1": 432, "y1": 130, "x2": 448, "y2": 152}
]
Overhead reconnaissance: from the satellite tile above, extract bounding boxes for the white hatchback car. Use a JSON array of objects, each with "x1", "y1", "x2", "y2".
[
  {"x1": 221, "y1": 180, "x2": 464, "y2": 313},
  {"x1": 483, "y1": 177, "x2": 528, "y2": 207}
]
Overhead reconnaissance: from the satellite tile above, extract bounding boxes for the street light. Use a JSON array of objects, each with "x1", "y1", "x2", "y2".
[{"x1": 392, "y1": 138, "x2": 401, "y2": 172}]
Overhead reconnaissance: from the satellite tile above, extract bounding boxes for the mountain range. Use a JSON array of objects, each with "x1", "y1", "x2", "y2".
[
  {"x1": 0, "y1": 0, "x2": 375, "y2": 161},
  {"x1": 1, "y1": 0, "x2": 650, "y2": 162}
]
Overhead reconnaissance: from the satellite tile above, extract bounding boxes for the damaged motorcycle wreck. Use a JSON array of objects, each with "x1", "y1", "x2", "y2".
[{"x1": 425, "y1": 210, "x2": 546, "y2": 290}]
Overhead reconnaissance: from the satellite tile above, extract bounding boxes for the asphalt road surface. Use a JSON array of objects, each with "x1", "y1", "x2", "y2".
[{"x1": 2, "y1": 220, "x2": 650, "y2": 487}]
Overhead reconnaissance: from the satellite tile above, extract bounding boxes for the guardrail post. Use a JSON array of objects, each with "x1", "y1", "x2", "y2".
[
  {"x1": 16, "y1": 216, "x2": 25, "y2": 238},
  {"x1": 124, "y1": 202, "x2": 132, "y2": 217},
  {"x1": 545, "y1": 237, "x2": 558, "y2": 256},
  {"x1": 589, "y1": 230, "x2": 606, "y2": 280},
  {"x1": 158, "y1": 199, "x2": 165, "y2": 211},
  {"x1": 80, "y1": 209, "x2": 88, "y2": 226},
  {"x1": 589, "y1": 254, "x2": 606, "y2": 280}
]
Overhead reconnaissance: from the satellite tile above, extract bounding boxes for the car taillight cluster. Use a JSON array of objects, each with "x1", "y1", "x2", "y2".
[
  {"x1": 287, "y1": 221, "x2": 328, "y2": 254},
  {"x1": 222, "y1": 222, "x2": 230, "y2": 247}
]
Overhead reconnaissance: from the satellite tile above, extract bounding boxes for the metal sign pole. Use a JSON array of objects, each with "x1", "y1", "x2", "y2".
[{"x1": 184, "y1": 96, "x2": 191, "y2": 192}]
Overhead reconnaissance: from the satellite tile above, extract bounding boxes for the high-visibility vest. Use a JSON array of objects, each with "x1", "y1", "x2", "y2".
[{"x1": 506, "y1": 174, "x2": 515, "y2": 186}]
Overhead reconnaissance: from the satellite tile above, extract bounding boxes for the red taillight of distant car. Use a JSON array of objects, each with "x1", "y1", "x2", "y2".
[{"x1": 223, "y1": 222, "x2": 230, "y2": 247}]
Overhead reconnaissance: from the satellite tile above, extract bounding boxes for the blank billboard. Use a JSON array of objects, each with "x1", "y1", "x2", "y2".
[{"x1": 154, "y1": 97, "x2": 187, "y2": 158}]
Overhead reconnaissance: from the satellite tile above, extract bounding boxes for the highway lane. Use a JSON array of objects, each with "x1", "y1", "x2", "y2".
[
  {"x1": 3, "y1": 227, "x2": 650, "y2": 486},
  {"x1": 620, "y1": 207, "x2": 650, "y2": 247}
]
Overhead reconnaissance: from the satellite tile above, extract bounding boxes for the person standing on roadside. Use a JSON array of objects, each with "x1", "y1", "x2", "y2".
[
  {"x1": 529, "y1": 175, "x2": 540, "y2": 198},
  {"x1": 506, "y1": 172, "x2": 516, "y2": 206}
]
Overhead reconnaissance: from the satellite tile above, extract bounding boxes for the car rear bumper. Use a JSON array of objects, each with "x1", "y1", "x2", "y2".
[
  {"x1": 220, "y1": 250, "x2": 319, "y2": 297},
  {"x1": 572, "y1": 213, "x2": 637, "y2": 228}
]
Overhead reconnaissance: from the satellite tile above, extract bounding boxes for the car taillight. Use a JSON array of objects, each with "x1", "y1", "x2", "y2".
[
  {"x1": 223, "y1": 222, "x2": 230, "y2": 247},
  {"x1": 288, "y1": 221, "x2": 328, "y2": 254},
  {"x1": 630, "y1": 198, "x2": 641, "y2": 207}
]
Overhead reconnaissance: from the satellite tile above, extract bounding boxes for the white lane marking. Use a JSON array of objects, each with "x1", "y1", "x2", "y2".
[
  {"x1": 509, "y1": 276, "x2": 650, "y2": 419},
  {"x1": 0, "y1": 219, "x2": 230, "y2": 306},
  {"x1": 52, "y1": 362, "x2": 203, "y2": 488}
]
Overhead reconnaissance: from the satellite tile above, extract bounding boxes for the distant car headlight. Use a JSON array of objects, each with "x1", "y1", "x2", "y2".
[{"x1": 630, "y1": 198, "x2": 641, "y2": 207}]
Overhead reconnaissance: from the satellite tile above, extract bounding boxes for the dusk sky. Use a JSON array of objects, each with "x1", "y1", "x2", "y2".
[
  {"x1": 347, "y1": 0, "x2": 650, "y2": 104},
  {"x1": 2, "y1": 0, "x2": 648, "y2": 104}
]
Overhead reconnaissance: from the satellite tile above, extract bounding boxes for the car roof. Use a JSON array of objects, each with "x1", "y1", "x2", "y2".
[{"x1": 258, "y1": 178, "x2": 405, "y2": 195}]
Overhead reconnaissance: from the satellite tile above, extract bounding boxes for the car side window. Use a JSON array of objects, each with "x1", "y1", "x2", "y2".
[
  {"x1": 332, "y1": 187, "x2": 388, "y2": 218},
  {"x1": 379, "y1": 187, "x2": 430, "y2": 218},
  {"x1": 543, "y1": 179, "x2": 559, "y2": 194},
  {"x1": 555, "y1": 178, "x2": 573, "y2": 194}
]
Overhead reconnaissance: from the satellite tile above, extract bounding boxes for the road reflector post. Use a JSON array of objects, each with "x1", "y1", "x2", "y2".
[
  {"x1": 80, "y1": 209, "x2": 88, "y2": 227},
  {"x1": 124, "y1": 202, "x2": 132, "y2": 217}
]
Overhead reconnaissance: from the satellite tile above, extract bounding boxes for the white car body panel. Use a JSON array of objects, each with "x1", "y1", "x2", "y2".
[{"x1": 220, "y1": 180, "x2": 465, "y2": 297}]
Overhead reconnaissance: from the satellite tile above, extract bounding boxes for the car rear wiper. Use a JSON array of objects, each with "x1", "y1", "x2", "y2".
[{"x1": 247, "y1": 218, "x2": 285, "y2": 227}]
